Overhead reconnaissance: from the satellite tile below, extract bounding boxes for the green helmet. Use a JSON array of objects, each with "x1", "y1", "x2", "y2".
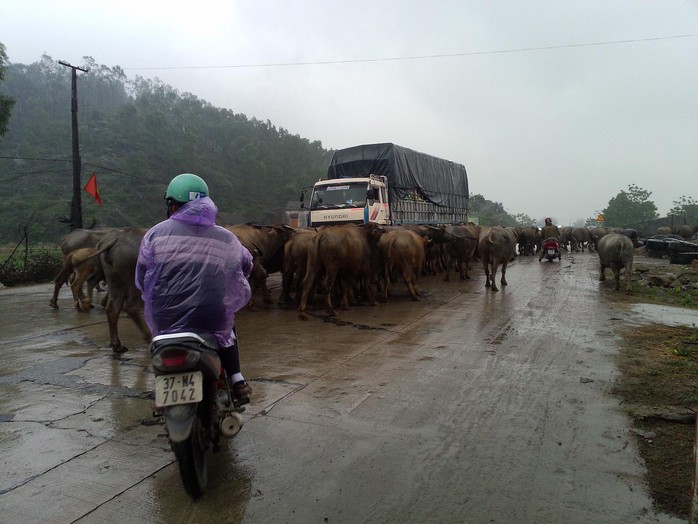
[{"x1": 165, "y1": 173, "x2": 209, "y2": 203}]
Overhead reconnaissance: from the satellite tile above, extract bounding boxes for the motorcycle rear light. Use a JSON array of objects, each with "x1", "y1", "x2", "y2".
[{"x1": 152, "y1": 348, "x2": 200, "y2": 370}]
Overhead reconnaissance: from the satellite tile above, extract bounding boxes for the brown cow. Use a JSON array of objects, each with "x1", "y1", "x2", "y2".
[
  {"x1": 515, "y1": 226, "x2": 540, "y2": 256},
  {"x1": 94, "y1": 228, "x2": 150, "y2": 353},
  {"x1": 226, "y1": 224, "x2": 296, "y2": 306},
  {"x1": 597, "y1": 232, "x2": 635, "y2": 291},
  {"x1": 67, "y1": 247, "x2": 103, "y2": 312},
  {"x1": 380, "y1": 227, "x2": 428, "y2": 301},
  {"x1": 588, "y1": 227, "x2": 607, "y2": 251},
  {"x1": 443, "y1": 223, "x2": 481, "y2": 281},
  {"x1": 571, "y1": 227, "x2": 591, "y2": 252},
  {"x1": 559, "y1": 226, "x2": 574, "y2": 252},
  {"x1": 49, "y1": 228, "x2": 119, "y2": 309},
  {"x1": 280, "y1": 228, "x2": 318, "y2": 304},
  {"x1": 478, "y1": 226, "x2": 517, "y2": 292},
  {"x1": 403, "y1": 224, "x2": 456, "y2": 275},
  {"x1": 299, "y1": 222, "x2": 384, "y2": 319}
]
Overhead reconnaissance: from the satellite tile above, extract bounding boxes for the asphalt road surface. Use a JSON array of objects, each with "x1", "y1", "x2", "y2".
[{"x1": 0, "y1": 251, "x2": 685, "y2": 523}]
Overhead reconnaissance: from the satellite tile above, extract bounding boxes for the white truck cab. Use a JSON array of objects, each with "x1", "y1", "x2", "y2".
[{"x1": 307, "y1": 175, "x2": 390, "y2": 227}]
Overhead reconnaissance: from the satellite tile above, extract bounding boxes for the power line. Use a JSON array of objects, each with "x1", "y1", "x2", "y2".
[
  {"x1": 81, "y1": 163, "x2": 282, "y2": 209},
  {"x1": 0, "y1": 168, "x2": 72, "y2": 183},
  {"x1": 123, "y1": 33, "x2": 698, "y2": 71},
  {"x1": 83, "y1": 162, "x2": 161, "y2": 183},
  {"x1": 0, "y1": 155, "x2": 70, "y2": 162}
]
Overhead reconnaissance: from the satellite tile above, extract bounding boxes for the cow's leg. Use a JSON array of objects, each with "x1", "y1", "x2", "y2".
[
  {"x1": 613, "y1": 267, "x2": 621, "y2": 291},
  {"x1": 71, "y1": 272, "x2": 89, "y2": 312},
  {"x1": 365, "y1": 276, "x2": 379, "y2": 306},
  {"x1": 384, "y1": 261, "x2": 392, "y2": 301},
  {"x1": 482, "y1": 257, "x2": 491, "y2": 288},
  {"x1": 261, "y1": 279, "x2": 273, "y2": 305},
  {"x1": 489, "y1": 261, "x2": 500, "y2": 292},
  {"x1": 280, "y1": 264, "x2": 295, "y2": 304},
  {"x1": 49, "y1": 258, "x2": 72, "y2": 309},
  {"x1": 323, "y1": 271, "x2": 338, "y2": 317},
  {"x1": 124, "y1": 296, "x2": 150, "y2": 342},
  {"x1": 294, "y1": 268, "x2": 308, "y2": 303},
  {"x1": 443, "y1": 255, "x2": 451, "y2": 282},
  {"x1": 85, "y1": 270, "x2": 101, "y2": 310},
  {"x1": 599, "y1": 264, "x2": 607, "y2": 282},
  {"x1": 70, "y1": 278, "x2": 82, "y2": 310},
  {"x1": 457, "y1": 258, "x2": 466, "y2": 280},
  {"x1": 625, "y1": 261, "x2": 633, "y2": 291},
  {"x1": 500, "y1": 260, "x2": 509, "y2": 287},
  {"x1": 298, "y1": 274, "x2": 314, "y2": 318},
  {"x1": 105, "y1": 293, "x2": 127, "y2": 353},
  {"x1": 339, "y1": 277, "x2": 352, "y2": 310},
  {"x1": 298, "y1": 255, "x2": 319, "y2": 319},
  {"x1": 405, "y1": 267, "x2": 419, "y2": 300}
]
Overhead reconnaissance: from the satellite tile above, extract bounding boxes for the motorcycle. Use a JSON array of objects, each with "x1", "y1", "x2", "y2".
[
  {"x1": 541, "y1": 237, "x2": 562, "y2": 263},
  {"x1": 150, "y1": 332, "x2": 245, "y2": 499}
]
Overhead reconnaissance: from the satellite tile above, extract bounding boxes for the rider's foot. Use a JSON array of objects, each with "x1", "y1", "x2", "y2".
[{"x1": 232, "y1": 381, "x2": 252, "y2": 406}]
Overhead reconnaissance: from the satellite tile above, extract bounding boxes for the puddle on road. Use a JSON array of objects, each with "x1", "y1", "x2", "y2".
[{"x1": 627, "y1": 303, "x2": 698, "y2": 327}]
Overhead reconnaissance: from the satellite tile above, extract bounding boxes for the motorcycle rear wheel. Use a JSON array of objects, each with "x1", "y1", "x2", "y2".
[{"x1": 171, "y1": 414, "x2": 208, "y2": 499}]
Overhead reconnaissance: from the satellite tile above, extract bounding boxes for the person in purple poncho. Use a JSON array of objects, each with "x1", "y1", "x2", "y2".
[{"x1": 136, "y1": 173, "x2": 253, "y2": 405}]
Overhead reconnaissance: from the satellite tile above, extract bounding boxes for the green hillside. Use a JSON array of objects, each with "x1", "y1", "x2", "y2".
[
  {"x1": 0, "y1": 55, "x2": 522, "y2": 246},
  {"x1": 0, "y1": 55, "x2": 329, "y2": 244}
]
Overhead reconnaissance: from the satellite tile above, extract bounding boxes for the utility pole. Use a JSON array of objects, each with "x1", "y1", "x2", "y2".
[{"x1": 59, "y1": 60, "x2": 89, "y2": 230}]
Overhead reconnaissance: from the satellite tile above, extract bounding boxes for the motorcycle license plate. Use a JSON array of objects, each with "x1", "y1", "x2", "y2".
[
  {"x1": 547, "y1": 249, "x2": 556, "y2": 255},
  {"x1": 154, "y1": 371, "x2": 203, "y2": 408}
]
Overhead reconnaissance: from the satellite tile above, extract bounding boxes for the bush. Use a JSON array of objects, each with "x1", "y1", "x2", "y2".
[{"x1": 0, "y1": 248, "x2": 62, "y2": 287}]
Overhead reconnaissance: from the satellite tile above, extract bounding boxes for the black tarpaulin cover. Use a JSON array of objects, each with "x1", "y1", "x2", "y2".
[{"x1": 326, "y1": 143, "x2": 469, "y2": 208}]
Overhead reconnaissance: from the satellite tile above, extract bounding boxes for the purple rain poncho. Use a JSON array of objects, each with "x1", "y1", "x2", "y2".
[{"x1": 135, "y1": 197, "x2": 252, "y2": 347}]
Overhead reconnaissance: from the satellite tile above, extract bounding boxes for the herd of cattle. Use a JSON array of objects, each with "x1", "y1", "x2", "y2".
[{"x1": 49, "y1": 223, "x2": 642, "y2": 353}]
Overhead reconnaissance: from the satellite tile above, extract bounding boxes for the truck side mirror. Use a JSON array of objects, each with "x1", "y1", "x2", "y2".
[
  {"x1": 299, "y1": 190, "x2": 305, "y2": 208},
  {"x1": 366, "y1": 188, "x2": 377, "y2": 204}
]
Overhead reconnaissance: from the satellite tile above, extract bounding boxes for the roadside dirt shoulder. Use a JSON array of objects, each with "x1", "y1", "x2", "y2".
[{"x1": 609, "y1": 251, "x2": 698, "y2": 520}]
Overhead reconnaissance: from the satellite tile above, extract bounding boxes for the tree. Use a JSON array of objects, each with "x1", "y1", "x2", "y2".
[
  {"x1": 513, "y1": 213, "x2": 535, "y2": 226},
  {"x1": 468, "y1": 193, "x2": 517, "y2": 226},
  {"x1": 0, "y1": 42, "x2": 16, "y2": 138},
  {"x1": 603, "y1": 184, "x2": 658, "y2": 228},
  {"x1": 585, "y1": 216, "x2": 599, "y2": 227},
  {"x1": 669, "y1": 196, "x2": 698, "y2": 225}
]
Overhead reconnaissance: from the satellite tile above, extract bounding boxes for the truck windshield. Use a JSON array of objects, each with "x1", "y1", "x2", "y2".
[{"x1": 310, "y1": 183, "x2": 368, "y2": 210}]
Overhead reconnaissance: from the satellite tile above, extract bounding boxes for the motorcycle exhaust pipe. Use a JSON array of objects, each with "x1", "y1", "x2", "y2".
[{"x1": 220, "y1": 412, "x2": 243, "y2": 438}]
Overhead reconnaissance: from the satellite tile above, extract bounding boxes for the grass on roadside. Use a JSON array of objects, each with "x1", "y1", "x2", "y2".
[{"x1": 0, "y1": 246, "x2": 62, "y2": 287}]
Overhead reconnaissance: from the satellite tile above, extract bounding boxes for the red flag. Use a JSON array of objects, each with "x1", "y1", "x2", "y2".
[{"x1": 84, "y1": 172, "x2": 102, "y2": 206}]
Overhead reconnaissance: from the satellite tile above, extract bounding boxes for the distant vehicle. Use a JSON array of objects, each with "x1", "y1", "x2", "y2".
[
  {"x1": 541, "y1": 238, "x2": 562, "y2": 263},
  {"x1": 645, "y1": 235, "x2": 698, "y2": 264},
  {"x1": 302, "y1": 143, "x2": 469, "y2": 227}
]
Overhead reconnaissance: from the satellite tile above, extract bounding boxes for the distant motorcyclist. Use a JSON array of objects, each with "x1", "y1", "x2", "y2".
[{"x1": 539, "y1": 217, "x2": 562, "y2": 262}]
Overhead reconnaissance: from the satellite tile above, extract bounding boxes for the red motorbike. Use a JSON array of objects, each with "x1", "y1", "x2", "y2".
[
  {"x1": 541, "y1": 238, "x2": 562, "y2": 262},
  {"x1": 151, "y1": 332, "x2": 245, "y2": 499}
]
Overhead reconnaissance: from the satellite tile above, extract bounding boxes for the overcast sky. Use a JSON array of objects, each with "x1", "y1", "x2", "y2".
[{"x1": 2, "y1": 1, "x2": 697, "y2": 225}]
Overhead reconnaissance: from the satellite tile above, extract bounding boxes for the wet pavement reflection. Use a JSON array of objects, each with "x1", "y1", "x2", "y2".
[{"x1": 0, "y1": 251, "x2": 685, "y2": 523}]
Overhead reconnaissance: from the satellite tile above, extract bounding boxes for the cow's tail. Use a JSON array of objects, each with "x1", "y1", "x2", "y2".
[
  {"x1": 71, "y1": 249, "x2": 99, "y2": 269},
  {"x1": 79, "y1": 236, "x2": 119, "y2": 265}
]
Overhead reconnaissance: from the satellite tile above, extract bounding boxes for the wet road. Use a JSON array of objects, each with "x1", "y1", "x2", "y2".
[{"x1": 0, "y1": 251, "x2": 685, "y2": 523}]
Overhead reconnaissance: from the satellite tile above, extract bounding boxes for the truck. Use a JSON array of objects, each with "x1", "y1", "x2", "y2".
[{"x1": 303, "y1": 143, "x2": 469, "y2": 227}]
